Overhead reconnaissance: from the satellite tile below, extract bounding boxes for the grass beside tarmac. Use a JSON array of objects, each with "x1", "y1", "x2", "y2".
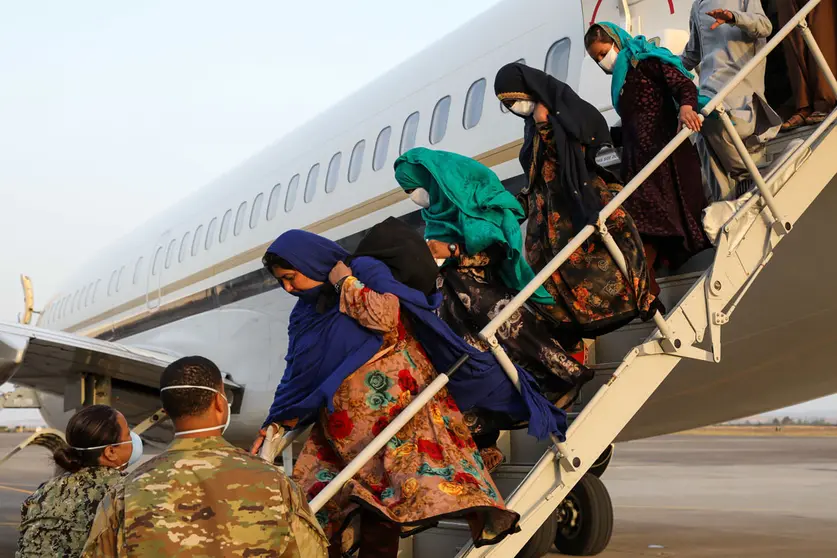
[{"x1": 681, "y1": 424, "x2": 837, "y2": 437}]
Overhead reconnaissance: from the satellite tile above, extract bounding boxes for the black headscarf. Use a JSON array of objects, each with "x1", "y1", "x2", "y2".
[
  {"x1": 351, "y1": 217, "x2": 439, "y2": 296},
  {"x1": 494, "y1": 63, "x2": 611, "y2": 231}
]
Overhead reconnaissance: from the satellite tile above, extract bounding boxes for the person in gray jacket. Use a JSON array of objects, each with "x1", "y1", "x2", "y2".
[{"x1": 681, "y1": 0, "x2": 782, "y2": 201}]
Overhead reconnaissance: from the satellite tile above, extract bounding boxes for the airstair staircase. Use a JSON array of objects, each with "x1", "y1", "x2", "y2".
[{"x1": 264, "y1": 5, "x2": 837, "y2": 556}]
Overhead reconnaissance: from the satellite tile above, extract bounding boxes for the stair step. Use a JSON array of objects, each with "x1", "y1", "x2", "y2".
[
  {"x1": 592, "y1": 270, "x2": 703, "y2": 364},
  {"x1": 412, "y1": 520, "x2": 471, "y2": 556}
]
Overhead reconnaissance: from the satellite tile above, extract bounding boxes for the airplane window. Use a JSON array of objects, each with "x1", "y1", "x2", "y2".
[
  {"x1": 348, "y1": 140, "x2": 366, "y2": 183},
  {"x1": 152, "y1": 246, "x2": 164, "y2": 276},
  {"x1": 179, "y1": 231, "x2": 192, "y2": 262},
  {"x1": 500, "y1": 59, "x2": 527, "y2": 113},
  {"x1": 219, "y1": 209, "x2": 233, "y2": 243},
  {"x1": 165, "y1": 238, "x2": 177, "y2": 268},
  {"x1": 133, "y1": 257, "x2": 145, "y2": 285},
  {"x1": 250, "y1": 193, "x2": 264, "y2": 229},
  {"x1": 373, "y1": 127, "x2": 392, "y2": 171},
  {"x1": 430, "y1": 96, "x2": 451, "y2": 145},
  {"x1": 545, "y1": 39, "x2": 571, "y2": 81},
  {"x1": 304, "y1": 164, "x2": 320, "y2": 204},
  {"x1": 285, "y1": 174, "x2": 301, "y2": 212},
  {"x1": 92, "y1": 279, "x2": 101, "y2": 304},
  {"x1": 266, "y1": 184, "x2": 282, "y2": 221},
  {"x1": 191, "y1": 226, "x2": 204, "y2": 257},
  {"x1": 234, "y1": 201, "x2": 248, "y2": 236},
  {"x1": 205, "y1": 218, "x2": 218, "y2": 250},
  {"x1": 463, "y1": 79, "x2": 487, "y2": 130},
  {"x1": 116, "y1": 265, "x2": 125, "y2": 292},
  {"x1": 325, "y1": 152, "x2": 342, "y2": 193},
  {"x1": 400, "y1": 112, "x2": 420, "y2": 155},
  {"x1": 108, "y1": 270, "x2": 117, "y2": 295}
]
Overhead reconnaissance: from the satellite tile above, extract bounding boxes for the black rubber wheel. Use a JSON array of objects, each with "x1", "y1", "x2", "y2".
[
  {"x1": 553, "y1": 473, "x2": 613, "y2": 556},
  {"x1": 516, "y1": 512, "x2": 559, "y2": 558}
]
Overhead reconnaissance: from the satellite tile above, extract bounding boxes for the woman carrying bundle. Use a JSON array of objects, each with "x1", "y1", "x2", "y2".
[{"x1": 252, "y1": 230, "x2": 567, "y2": 558}]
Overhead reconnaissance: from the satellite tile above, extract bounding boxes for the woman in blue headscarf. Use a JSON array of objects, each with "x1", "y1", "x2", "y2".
[
  {"x1": 585, "y1": 22, "x2": 710, "y2": 295},
  {"x1": 252, "y1": 230, "x2": 570, "y2": 557}
]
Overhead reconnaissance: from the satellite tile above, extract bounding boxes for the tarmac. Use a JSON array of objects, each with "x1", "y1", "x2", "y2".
[{"x1": 1, "y1": 433, "x2": 835, "y2": 557}]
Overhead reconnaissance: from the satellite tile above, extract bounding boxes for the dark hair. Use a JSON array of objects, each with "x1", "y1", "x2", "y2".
[
  {"x1": 53, "y1": 405, "x2": 121, "y2": 473},
  {"x1": 160, "y1": 356, "x2": 223, "y2": 420},
  {"x1": 262, "y1": 252, "x2": 296, "y2": 274},
  {"x1": 584, "y1": 24, "x2": 614, "y2": 50}
]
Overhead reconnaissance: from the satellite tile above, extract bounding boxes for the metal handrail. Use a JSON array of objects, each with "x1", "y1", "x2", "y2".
[{"x1": 304, "y1": 0, "x2": 837, "y2": 516}]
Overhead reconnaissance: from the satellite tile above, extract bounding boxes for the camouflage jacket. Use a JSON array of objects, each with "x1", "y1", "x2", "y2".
[
  {"x1": 81, "y1": 436, "x2": 327, "y2": 557},
  {"x1": 17, "y1": 466, "x2": 123, "y2": 558}
]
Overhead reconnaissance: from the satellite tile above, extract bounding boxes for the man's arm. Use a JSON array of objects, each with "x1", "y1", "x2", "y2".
[
  {"x1": 708, "y1": 1, "x2": 772, "y2": 39},
  {"x1": 81, "y1": 486, "x2": 125, "y2": 558},
  {"x1": 681, "y1": 4, "x2": 702, "y2": 71}
]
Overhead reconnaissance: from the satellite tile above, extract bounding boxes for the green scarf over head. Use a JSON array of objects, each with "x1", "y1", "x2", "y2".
[
  {"x1": 394, "y1": 147, "x2": 554, "y2": 305},
  {"x1": 596, "y1": 21, "x2": 712, "y2": 116}
]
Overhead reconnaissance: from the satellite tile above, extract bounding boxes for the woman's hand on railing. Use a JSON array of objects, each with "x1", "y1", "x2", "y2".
[{"x1": 679, "y1": 106, "x2": 703, "y2": 132}]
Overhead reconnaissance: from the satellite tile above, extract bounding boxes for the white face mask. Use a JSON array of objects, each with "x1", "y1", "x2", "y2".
[
  {"x1": 160, "y1": 385, "x2": 231, "y2": 437},
  {"x1": 408, "y1": 188, "x2": 431, "y2": 209},
  {"x1": 71, "y1": 430, "x2": 144, "y2": 469},
  {"x1": 509, "y1": 100, "x2": 536, "y2": 117},
  {"x1": 597, "y1": 46, "x2": 619, "y2": 74}
]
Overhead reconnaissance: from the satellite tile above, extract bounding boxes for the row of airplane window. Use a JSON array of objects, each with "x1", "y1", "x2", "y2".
[{"x1": 43, "y1": 39, "x2": 571, "y2": 326}]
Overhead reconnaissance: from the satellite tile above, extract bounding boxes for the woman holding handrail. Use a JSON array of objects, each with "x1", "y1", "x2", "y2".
[
  {"x1": 584, "y1": 23, "x2": 710, "y2": 293},
  {"x1": 394, "y1": 147, "x2": 594, "y2": 470},
  {"x1": 494, "y1": 62, "x2": 660, "y2": 334},
  {"x1": 252, "y1": 230, "x2": 568, "y2": 557}
]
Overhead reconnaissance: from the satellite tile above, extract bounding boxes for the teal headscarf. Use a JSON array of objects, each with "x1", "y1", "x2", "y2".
[
  {"x1": 394, "y1": 147, "x2": 554, "y2": 305},
  {"x1": 595, "y1": 22, "x2": 711, "y2": 116}
]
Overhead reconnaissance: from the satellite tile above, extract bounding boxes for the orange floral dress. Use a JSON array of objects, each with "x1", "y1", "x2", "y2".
[
  {"x1": 289, "y1": 277, "x2": 519, "y2": 553},
  {"x1": 520, "y1": 122, "x2": 657, "y2": 337}
]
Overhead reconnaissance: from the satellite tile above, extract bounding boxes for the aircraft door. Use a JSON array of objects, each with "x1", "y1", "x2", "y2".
[{"x1": 146, "y1": 231, "x2": 172, "y2": 312}]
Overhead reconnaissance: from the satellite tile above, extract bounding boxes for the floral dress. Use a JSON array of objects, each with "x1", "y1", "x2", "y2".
[
  {"x1": 437, "y1": 245, "x2": 593, "y2": 440},
  {"x1": 521, "y1": 121, "x2": 657, "y2": 337},
  {"x1": 290, "y1": 276, "x2": 519, "y2": 554}
]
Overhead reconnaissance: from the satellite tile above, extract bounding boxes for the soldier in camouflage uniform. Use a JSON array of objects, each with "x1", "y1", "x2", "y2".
[
  {"x1": 17, "y1": 405, "x2": 133, "y2": 558},
  {"x1": 82, "y1": 356, "x2": 327, "y2": 558}
]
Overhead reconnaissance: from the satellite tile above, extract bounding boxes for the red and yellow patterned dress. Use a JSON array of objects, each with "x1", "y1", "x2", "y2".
[{"x1": 289, "y1": 276, "x2": 519, "y2": 553}]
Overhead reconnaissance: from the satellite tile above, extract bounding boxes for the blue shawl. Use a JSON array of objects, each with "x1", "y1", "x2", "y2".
[
  {"x1": 597, "y1": 21, "x2": 711, "y2": 116},
  {"x1": 263, "y1": 229, "x2": 566, "y2": 441}
]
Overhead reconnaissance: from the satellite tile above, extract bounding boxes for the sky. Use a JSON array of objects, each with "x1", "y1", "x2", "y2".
[{"x1": 0, "y1": 0, "x2": 834, "y2": 425}]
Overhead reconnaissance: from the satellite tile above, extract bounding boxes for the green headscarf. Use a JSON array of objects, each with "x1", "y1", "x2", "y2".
[
  {"x1": 394, "y1": 147, "x2": 554, "y2": 305},
  {"x1": 596, "y1": 21, "x2": 711, "y2": 116}
]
